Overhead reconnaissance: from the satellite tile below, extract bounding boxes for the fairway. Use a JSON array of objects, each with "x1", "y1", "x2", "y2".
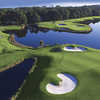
[{"x1": 13, "y1": 45, "x2": 100, "y2": 100}]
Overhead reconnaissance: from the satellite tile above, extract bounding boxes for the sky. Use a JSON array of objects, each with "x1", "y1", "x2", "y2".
[{"x1": 0, "y1": 0, "x2": 100, "y2": 8}]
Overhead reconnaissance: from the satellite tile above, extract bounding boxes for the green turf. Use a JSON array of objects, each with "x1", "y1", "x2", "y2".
[
  {"x1": 38, "y1": 16, "x2": 100, "y2": 33},
  {"x1": 0, "y1": 26, "x2": 32, "y2": 71},
  {"x1": 0, "y1": 25, "x2": 22, "y2": 31},
  {"x1": 0, "y1": 17, "x2": 100, "y2": 100},
  {"x1": 11, "y1": 45, "x2": 100, "y2": 100}
]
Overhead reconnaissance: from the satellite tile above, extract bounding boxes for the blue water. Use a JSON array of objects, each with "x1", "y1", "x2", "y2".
[
  {"x1": 59, "y1": 24, "x2": 66, "y2": 25},
  {"x1": 66, "y1": 46, "x2": 75, "y2": 49},
  {"x1": 0, "y1": 58, "x2": 34, "y2": 100},
  {"x1": 15, "y1": 22, "x2": 100, "y2": 49}
]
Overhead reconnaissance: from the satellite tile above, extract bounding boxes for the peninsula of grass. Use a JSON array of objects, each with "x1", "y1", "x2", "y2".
[
  {"x1": 38, "y1": 16, "x2": 100, "y2": 33},
  {"x1": 0, "y1": 17, "x2": 100, "y2": 100},
  {"x1": 0, "y1": 25, "x2": 33, "y2": 72}
]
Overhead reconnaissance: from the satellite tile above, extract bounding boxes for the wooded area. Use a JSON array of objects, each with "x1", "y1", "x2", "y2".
[{"x1": 0, "y1": 5, "x2": 100, "y2": 25}]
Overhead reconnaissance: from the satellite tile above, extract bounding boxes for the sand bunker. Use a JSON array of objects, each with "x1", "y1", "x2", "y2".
[
  {"x1": 64, "y1": 46, "x2": 83, "y2": 52},
  {"x1": 46, "y1": 73, "x2": 77, "y2": 95}
]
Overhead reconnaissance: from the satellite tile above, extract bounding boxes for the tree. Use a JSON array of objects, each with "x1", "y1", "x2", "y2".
[
  {"x1": 0, "y1": 5, "x2": 100, "y2": 25},
  {"x1": 47, "y1": 9, "x2": 62, "y2": 22},
  {"x1": 26, "y1": 10, "x2": 40, "y2": 24},
  {"x1": 40, "y1": 40, "x2": 44, "y2": 47},
  {"x1": 0, "y1": 9, "x2": 27, "y2": 25}
]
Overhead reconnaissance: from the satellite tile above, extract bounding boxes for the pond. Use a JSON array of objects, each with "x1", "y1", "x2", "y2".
[
  {"x1": 14, "y1": 22, "x2": 100, "y2": 49},
  {"x1": 59, "y1": 24, "x2": 66, "y2": 25},
  {"x1": 0, "y1": 58, "x2": 34, "y2": 100}
]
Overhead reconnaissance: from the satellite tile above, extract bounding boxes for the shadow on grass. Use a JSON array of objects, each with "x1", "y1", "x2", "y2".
[
  {"x1": 74, "y1": 69, "x2": 100, "y2": 100},
  {"x1": 16, "y1": 55, "x2": 53, "y2": 100}
]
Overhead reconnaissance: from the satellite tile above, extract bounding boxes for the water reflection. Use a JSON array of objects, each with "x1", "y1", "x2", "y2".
[
  {"x1": 4, "y1": 28, "x2": 27, "y2": 38},
  {"x1": 5, "y1": 22, "x2": 100, "y2": 49}
]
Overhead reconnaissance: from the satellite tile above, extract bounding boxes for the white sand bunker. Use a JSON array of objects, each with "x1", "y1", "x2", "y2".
[
  {"x1": 46, "y1": 73, "x2": 77, "y2": 95},
  {"x1": 64, "y1": 46, "x2": 83, "y2": 52}
]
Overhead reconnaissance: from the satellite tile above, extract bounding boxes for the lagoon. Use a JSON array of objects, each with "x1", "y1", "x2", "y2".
[
  {"x1": 14, "y1": 22, "x2": 100, "y2": 49},
  {"x1": 0, "y1": 58, "x2": 34, "y2": 100}
]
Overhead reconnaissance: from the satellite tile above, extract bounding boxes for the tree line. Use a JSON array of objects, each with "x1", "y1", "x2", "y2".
[{"x1": 0, "y1": 5, "x2": 100, "y2": 25}]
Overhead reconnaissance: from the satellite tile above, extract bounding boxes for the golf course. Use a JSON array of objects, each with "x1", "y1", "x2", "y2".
[
  {"x1": 0, "y1": 16, "x2": 100, "y2": 100},
  {"x1": 38, "y1": 16, "x2": 100, "y2": 33}
]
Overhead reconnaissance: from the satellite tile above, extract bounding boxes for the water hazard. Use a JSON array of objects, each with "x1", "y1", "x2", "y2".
[
  {"x1": 13, "y1": 22, "x2": 100, "y2": 49},
  {"x1": 0, "y1": 58, "x2": 34, "y2": 100}
]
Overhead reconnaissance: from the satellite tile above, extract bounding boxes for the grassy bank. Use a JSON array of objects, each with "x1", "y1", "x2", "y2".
[
  {"x1": 38, "y1": 16, "x2": 100, "y2": 33},
  {"x1": 0, "y1": 26, "x2": 33, "y2": 71}
]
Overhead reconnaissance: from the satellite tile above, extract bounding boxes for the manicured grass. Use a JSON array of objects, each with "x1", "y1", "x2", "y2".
[
  {"x1": 38, "y1": 16, "x2": 100, "y2": 33},
  {"x1": 11, "y1": 44, "x2": 100, "y2": 100},
  {"x1": 0, "y1": 25, "x2": 22, "y2": 31},
  {"x1": 0, "y1": 20, "x2": 100, "y2": 100},
  {"x1": 0, "y1": 26, "x2": 32, "y2": 71}
]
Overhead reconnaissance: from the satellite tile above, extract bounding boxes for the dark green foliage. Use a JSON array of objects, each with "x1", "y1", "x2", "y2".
[
  {"x1": 0, "y1": 5, "x2": 100, "y2": 25},
  {"x1": 0, "y1": 9, "x2": 27, "y2": 25},
  {"x1": 46, "y1": 9, "x2": 62, "y2": 22},
  {"x1": 40, "y1": 40, "x2": 44, "y2": 47},
  {"x1": 26, "y1": 10, "x2": 40, "y2": 24}
]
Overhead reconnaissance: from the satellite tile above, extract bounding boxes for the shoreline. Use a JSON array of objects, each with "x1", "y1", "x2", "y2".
[
  {"x1": 38, "y1": 16, "x2": 100, "y2": 33},
  {"x1": 39, "y1": 26, "x2": 92, "y2": 33},
  {"x1": 9, "y1": 34, "x2": 33, "y2": 49},
  {"x1": 11, "y1": 57, "x2": 38, "y2": 100},
  {"x1": 0, "y1": 58, "x2": 24, "y2": 72}
]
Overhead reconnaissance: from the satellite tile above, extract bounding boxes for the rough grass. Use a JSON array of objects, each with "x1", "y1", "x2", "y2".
[{"x1": 38, "y1": 16, "x2": 100, "y2": 33}]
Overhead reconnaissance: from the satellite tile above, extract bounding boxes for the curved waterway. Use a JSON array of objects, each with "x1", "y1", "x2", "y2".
[
  {"x1": 0, "y1": 58, "x2": 34, "y2": 100},
  {"x1": 14, "y1": 22, "x2": 100, "y2": 49}
]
